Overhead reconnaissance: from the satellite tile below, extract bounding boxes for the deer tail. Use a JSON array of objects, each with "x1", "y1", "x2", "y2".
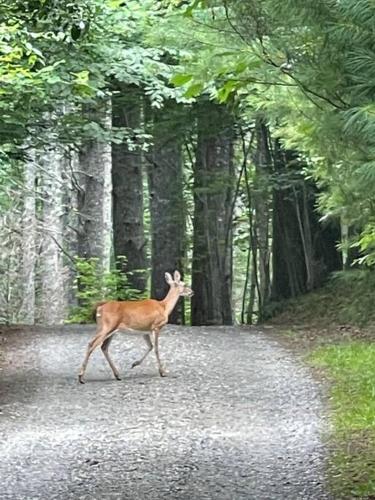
[{"x1": 92, "y1": 301, "x2": 107, "y2": 322}]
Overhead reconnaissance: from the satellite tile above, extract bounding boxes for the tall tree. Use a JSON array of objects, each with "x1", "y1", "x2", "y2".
[
  {"x1": 146, "y1": 101, "x2": 186, "y2": 323},
  {"x1": 252, "y1": 118, "x2": 272, "y2": 318},
  {"x1": 191, "y1": 100, "x2": 234, "y2": 326},
  {"x1": 112, "y1": 88, "x2": 147, "y2": 292},
  {"x1": 0, "y1": 201, "x2": 22, "y2": 324},
  {"x1": 19, "y1": 151, "x2": 37, "y2": 324},
  {"x1": 62, "y1": 146, "x2": 81, "y2": 310},
  {"x1": 271, "y1": 144, "x2": 341, "y2": 301},
  {"x1": 37, "y1": 144, "x2": 66, "y2": 324},
  {"x1": 78, "y1": 101, "x2": 112, "y2": 271}
]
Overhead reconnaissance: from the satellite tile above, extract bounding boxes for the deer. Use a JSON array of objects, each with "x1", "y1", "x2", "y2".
[{"x1": 78, "y1": 270, "x2": 193, "y2": 384}]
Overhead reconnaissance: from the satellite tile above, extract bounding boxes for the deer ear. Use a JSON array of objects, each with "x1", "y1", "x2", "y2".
[
  {"x1": 165, "y1": 272, "x2": 173, "y2": 285},
  {"x1": 173, "y1": 270, "x2": 181, "y2": 283}
]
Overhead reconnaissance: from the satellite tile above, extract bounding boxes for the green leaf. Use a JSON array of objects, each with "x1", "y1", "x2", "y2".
[
  {"x1": 217, "y1": 80, "x2": 237, "y2": 103},
  {"x1": 184, "y1": 82, "x2": 204, "y2": 98},
  {"x1": 235, "y1": 61, "x2": 248, "y2": 74},
  {"x1": 108, "y1": 0, "x2": 126, "y2": 9},
  {"x1": 170, "y1": 73, "x2": 193, "y2": 86},
  {"x1": 184, "y1": 0, "x2": 204, "y2": 18},
  {"x1": 72, "y1": 70, "x2": 90, "y2": 85}
]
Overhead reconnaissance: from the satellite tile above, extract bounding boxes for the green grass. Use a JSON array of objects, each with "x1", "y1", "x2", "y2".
[{"x1": 311, "y1": 342, "x2": 375, "y2": 498}]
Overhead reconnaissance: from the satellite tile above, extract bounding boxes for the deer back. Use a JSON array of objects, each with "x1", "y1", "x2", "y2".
[{"x1": 98, "y1": 299, "x2": 167, "y2": 332}]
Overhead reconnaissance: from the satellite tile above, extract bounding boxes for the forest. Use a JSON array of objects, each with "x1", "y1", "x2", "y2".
[
  {"x1": 1, "y1": 1, "x2": 375, "y2": 498},
  {"x1": 2, "y1": 0, "x2": 374, "y2": 327}
]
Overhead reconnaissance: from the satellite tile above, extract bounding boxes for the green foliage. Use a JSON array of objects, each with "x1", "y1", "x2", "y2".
[
  {"x1": 2, "y1": 0, "x2": 375, "y2": 324},
  {"x1": 164, "y1": 0, "x2": 375, "y2": 266},
  {"x1": 0, "y1": 156, "x2": 23, "y2": 212},
  {"x1": 353, "y1": 224, "x2": 375, "y2": 267},
  {"x1": 0, "y1": 0, "x2": 101, "y2": 152},
  {"x1": 311, "y1": 343, "x2": 375, "y2": 497},
  {"x1": 67, "y1": 257, "x2": 144, "y2": 324},
  {"x1": 0, "y1": 0, "x2": 184, "y2": 159}
]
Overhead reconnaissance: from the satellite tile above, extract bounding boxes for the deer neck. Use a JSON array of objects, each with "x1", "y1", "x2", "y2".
[{"x1": 161, "y1": 287, "x2": 180, "y2": 317}]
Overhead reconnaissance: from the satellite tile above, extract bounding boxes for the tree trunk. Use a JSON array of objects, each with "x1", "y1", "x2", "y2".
[
  {"x1": 271, "y1": 143, "x2": 341, "y2": 301},
  {"x1": 341, "y1": 221, "x2": 360, "y2": 270},
  {"x1": 252, "y1": 118, "x2": 272, "y2": 320},
  {"x1": 0, "y1": 211, "x2": 22, "y2": 324},
  {"x1": 112, "y1": 89, "x2": 147, "y2": 292},
  {"x1": 78, "y1": 101, "x2": 112, "y2": 271},
  {"x1": 37, "y1": 146, "x2": 66, "y2": 324},
  {"x1": 191, "y1": 101, "x2": 234, "y2": 326},
  {"x1": 146, "y1": 101, "x2": 186, "y2": 324},
  {"x1": 19, "y1": 152, "x2": 37, "y2": 324},
  {"x1": 272, "y1": 182, "x2": 306, "y2": 299},
  {"x1": 62, "y1": 146, "x2": 80, "y2": 310}
]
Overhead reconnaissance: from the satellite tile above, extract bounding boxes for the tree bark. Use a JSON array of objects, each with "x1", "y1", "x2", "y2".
[
  {"x1": 19, "y1": 151, "x2": 37, "y2": 324},
  {"x1": 252, "y1": 118, "x2": 272, "y2": 320},
  {"x1": 146, "y1": 101, "x2": 186, "y2": 324},
  {"x1": 112, "y1": 89, "x2": 147, "y2": 292},
  {"x1": 272, "y1": 178, "x2": 307, "y2": 299},
  {"x1": 37, "y1": 145, "x2": 66, "y2": 324},
  {"x1": 271, "y1": 143, "x2": 341, "y2": 301},
  {"x1": 78, "y1": 101, "x2": 112, "y2": 271},
  {"x1": 62, "y1": 146, "x2": 80, "y2": 310},
  {"x1": 191, "y1": 101, "x2": 234, "y2": 326},
  {"x1": 0, "y1": 211, "x2": 22, "y2": 324}
]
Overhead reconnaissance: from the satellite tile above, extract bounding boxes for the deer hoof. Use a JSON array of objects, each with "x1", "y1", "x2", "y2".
[
  {"x1": 159, "y1": 369, "x2": 167, "y2": 377},
  {"x1": 115, "y1": 374, "x2": 122, "y2": 381},
  {"x1": 78, "y1": 375, "x2": 85, "y2": 384},
  {"x1": 131, "y1": 361, "x2": 138, "y2": 369}
]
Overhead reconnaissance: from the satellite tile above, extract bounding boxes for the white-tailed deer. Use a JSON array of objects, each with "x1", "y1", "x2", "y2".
[{"x1": 78, "y1": 270, "x2": 193, "y2": 384}]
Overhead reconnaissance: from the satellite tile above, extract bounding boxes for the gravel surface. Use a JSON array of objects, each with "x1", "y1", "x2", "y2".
[{"x1": 0, "y1": 325, "x2": 331, "y2": 499}]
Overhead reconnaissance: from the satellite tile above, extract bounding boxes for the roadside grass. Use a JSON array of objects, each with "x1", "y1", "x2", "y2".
[
  {"x1": 310, "y1": 342, "x2": 375, "y2": 498},
  {"x1": 268, "y1": 270, "x2": 375, "y2": 497}
]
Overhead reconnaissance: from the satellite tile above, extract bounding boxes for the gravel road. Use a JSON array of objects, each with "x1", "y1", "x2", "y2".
[{"x1": 0, "y1": 325, "x2": 331, "y2": 499}]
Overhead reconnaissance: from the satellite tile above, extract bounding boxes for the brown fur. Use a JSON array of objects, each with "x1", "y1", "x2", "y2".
[
  {"x1": 78, "y1": 271, "x2": 193, "y2": 384},
  {"x1": 91, "y1": 301, "x2": 108, "y2": 322}
]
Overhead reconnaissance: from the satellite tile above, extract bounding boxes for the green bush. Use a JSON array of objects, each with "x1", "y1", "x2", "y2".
[{"x1": 67, "y1": 257, "x2": 145, "y2": 324}]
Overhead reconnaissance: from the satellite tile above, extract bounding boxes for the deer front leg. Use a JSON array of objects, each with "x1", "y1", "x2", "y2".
[
  {"x1": 131, "y1": 334, "x2": 153, "y2": 369},
  {"x1": 101, "y1": 335, "x2": 121, "y2": 381},
  {"x1": 153, "y1": 329, "x2": 167, "y2": 377}
]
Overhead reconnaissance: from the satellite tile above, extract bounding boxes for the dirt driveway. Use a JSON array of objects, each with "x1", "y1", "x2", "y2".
[{"x1": 0, "y1": 325, "x2": 331, "y2": 499}]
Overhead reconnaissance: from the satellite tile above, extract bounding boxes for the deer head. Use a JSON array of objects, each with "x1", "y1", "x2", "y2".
[{"x1": 165, "y1": 270, "x2": 194, "y2": 297}]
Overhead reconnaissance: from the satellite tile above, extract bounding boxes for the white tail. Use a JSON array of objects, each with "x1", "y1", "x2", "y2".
[{"x1": 78, "y1": 270, "x2": 193, "y2": 383}]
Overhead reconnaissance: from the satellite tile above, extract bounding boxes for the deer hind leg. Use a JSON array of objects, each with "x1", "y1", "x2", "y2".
[
  {"x1": 131, "y1": 334, "x2": 153, "y2": 369},
  {"x1": 153, "y1": 329, "x2": 167, "y2": 377},
  {"x1": 78, "y1": 327, "x2": 114, "y2": 384},
  {"x1": 101, "y1": 334, "x2": 121, "y2": 381}
]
